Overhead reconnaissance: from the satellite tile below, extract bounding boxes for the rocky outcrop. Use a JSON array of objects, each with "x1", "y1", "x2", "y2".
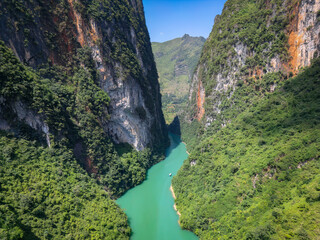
[
  {"x1": 174, "y1": 61, "x2": 189, "y2": 77},
  {"x1": 66, "y1": 0, "x2": 166, "y2": 150},
  {"x1": 0, "y1": 0, "x2": 167, "y2": 150},
  {"x1": 104, "y1": 77, "x2": 160, "y2": 150},
  {"x1": 0, "y1": 97, "x2": 50, "y2": 147},
  {"x1": 195, "y1": 74, "x2": 205, "y2": 121}
]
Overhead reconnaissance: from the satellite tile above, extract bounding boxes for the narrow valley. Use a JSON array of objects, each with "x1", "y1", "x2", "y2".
[{"x1": 1, "y1": 0, "x2": 320, "y2": 239}]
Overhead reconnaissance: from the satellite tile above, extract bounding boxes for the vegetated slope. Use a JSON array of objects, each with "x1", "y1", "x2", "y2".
[
  {"x1": 173, "y1": 58, "x2": 320, "y2": 239},
  {"x1": 152, "y1": 34, "x2": 205, "y2": 124},
  {"x1": 0, "y1": 0, "x2": 168, "y2": 238},
  {"x1": 172, "y1": 0, "x2": 320, "y2": 239},
  {"x1": 181, "y1": 0, "x2": 320, "y2": 150},
  {"x1": 0, "y1": 134, "x2": 130, "y2": 239}
]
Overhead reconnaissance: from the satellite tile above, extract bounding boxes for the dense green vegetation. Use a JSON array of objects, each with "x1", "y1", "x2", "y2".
[
  {"x1": 200, "y1": 0, "x2": 291, "y2": 90},
  {"x1": 0, "y1": 133, "x2": 130, "y2": 239},
  {"x1": 152, "y1": 35, "x2": 205, "y2": 123},
  {"x1": 173, "y1": 59, "x2": 320, "y2": 239},
  {"x1": 181, "y1": 0, "x2": 302, "y2": 151},
  {"x1": 0, "y1": 0, "x2": 169, "y2": 236},
  {"x1": 175, "y1": 1, "x2": 320, "y2": 238}
]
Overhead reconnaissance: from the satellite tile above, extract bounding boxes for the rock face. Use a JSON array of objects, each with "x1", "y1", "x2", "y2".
[
  {"x1": 0, "y1": 0, "x2": 167, "y2": 150},
  {"x1": 288, "y1": 0, "x2": 320, "y2": 73},
  {"x1": 0, "y1": 97, "x2": 50, "y2": 147},
  {"x1": 187, "y1": 0, "x2": 320, "y2": 125}
]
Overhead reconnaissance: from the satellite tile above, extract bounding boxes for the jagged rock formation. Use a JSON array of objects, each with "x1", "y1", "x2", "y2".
[
  {"x1": 0, "y1": 0, "x2": 167, "y2": 150},
  {"x1": 187, "y1": 0, "x2": 320, "y2": 126}
]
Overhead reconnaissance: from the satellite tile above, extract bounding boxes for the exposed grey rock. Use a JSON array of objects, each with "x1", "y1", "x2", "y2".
[
  {"x1": 0, "y1": 97, "x2": 50, "y2": 147},
  {"x1": 13, "y1": 101, "x2": 50, "y2": 147},
  {"x1": 61, "y1": 0, "x2": 167, "y2": 151}
]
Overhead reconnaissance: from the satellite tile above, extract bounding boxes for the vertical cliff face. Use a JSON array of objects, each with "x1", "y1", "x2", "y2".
[
  {"x1": 195, "y1": 74, "x2": 205, "y2": 121},
  {"x1": 288, "y1": 0, "x2": 320, "y2": 73},
  {"x1": 187, "y1": 0, "x2": 320, "y2": 126},
  {"x1": 0, "y1": 0, "x2": 167, "y2": 150}
]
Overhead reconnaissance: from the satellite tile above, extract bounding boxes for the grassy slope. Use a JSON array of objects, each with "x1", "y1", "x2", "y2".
[
  {"x1": 173, "y1": 59, "x2": 320, "y2": 239},
  {"x1": 152, "y1": 35, "x2": 205, "y2": 123}
]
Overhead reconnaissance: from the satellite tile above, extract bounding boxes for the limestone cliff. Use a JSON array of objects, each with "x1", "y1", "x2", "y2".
[
  {"x1": 187, "y1": 0, "x2": 320, "y2": 127},
  {"x1": 0, "y1": 97, "x2": 50, "y2": 147},
  {"x1": 0, "y1": 0, "x2": 167, "y2": 150},
  {"x1": 288, "y1": 0, "x2": 320, "y2": 72}
]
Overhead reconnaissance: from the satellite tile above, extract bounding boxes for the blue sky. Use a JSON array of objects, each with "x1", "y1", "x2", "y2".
[{"x1": 142, "y1": 0, "x2": 226, "y2": 43}]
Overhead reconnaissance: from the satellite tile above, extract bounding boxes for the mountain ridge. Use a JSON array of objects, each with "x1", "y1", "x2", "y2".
[{"x1": 152, "y1": 34, "x2": 205, "y2": 123}]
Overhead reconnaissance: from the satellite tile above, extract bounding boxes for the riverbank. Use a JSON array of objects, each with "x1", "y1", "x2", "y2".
[
  {"x1": 170, "y1": 185, "x2": 181, "y2": 224},
  {"x1": 182, "y1": 142, "x2": 190, "y2": 155},
  {"x1": 171, "y1": 141, "x2": 188, "y2": 224}
]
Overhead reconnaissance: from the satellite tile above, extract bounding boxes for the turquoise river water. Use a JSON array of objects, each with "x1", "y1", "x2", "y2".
[{"x1": 117, "y1": 134, "x2": 198, "y2": 240}]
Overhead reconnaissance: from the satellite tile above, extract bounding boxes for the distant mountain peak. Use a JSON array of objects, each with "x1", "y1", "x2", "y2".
[
  {"x1": 152, "y1": 35, "x2": 205, "y2": 124},
  {"x1": 182, "y1": 34, "x2": 190, "y2": 39}
]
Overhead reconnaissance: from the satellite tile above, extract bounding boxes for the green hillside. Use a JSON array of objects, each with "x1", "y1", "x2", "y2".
[
  {"x1": 172, "y1": 0, "x2": 320, "y2": 238},
  {"x1": 152, "y1": 34, "x2": 205, "y2": 124},
  {"x1": 0, "y1": 134, "x2": 130, "y2": 239},
  {"x1": 173, "y1": 58, "x2": 320, "y2": 239}
]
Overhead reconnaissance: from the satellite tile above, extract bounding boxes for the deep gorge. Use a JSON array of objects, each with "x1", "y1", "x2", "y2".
[{"x1": 1, "y1": 0, "x2": 320, "y2": 239}]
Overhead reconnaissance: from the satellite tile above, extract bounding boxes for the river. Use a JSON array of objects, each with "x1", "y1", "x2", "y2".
[{"x1": 117, "y1": 133, "x2": 198, "y2": 240}]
